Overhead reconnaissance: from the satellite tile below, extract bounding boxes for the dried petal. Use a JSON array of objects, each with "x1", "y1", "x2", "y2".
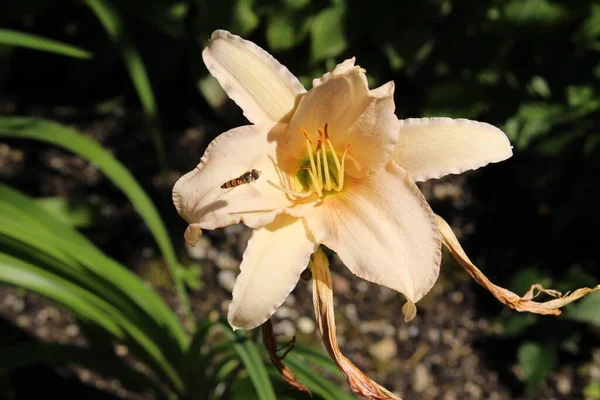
[
  {"x1": 310, "y1": 248, "x2": 402, "y2": 400},
  {"x1": 261, "y1": 319, "x2": 311, "y2": 395},
  {"x1": 435, "y1": 215, "x2": 600, "y2": 314}
]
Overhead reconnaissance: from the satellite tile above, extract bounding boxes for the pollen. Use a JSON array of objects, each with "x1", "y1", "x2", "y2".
[{"x1": 268, "y1": 124, "x2": 349, "y2": 200}]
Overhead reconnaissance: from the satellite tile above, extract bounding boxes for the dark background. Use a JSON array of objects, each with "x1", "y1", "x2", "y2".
[{"x1": 1, "y1": 0, "x2": 599, "y2": 399}]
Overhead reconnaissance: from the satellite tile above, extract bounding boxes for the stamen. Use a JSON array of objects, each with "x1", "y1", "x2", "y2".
[
  {"x1": 267, "y1": 180, "x2": 314, "y2": 198},
  {"x1": 315, "y1": 141, "x2": 323, "y2": 193},
  {"x1": 334, "y1": 145, "x2": 350, "y2": 192},
  {"x1": 321, "y1": 143, "x2": 332, "y2": 191},
  {"x1": 298, "y1": 128, "x2": 313, "y2": 144}
]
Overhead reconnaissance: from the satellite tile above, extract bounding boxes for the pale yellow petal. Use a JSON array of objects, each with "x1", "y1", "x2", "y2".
[
  {"x1": 203, "y1": 30, "x2": 306, "y2": 124},
  {"x1": 286, "y1": 63, "x2": 398, "y2": 178},
  {"x1": 228, "y1": 215, "x2": 318, "y2": 330},
  {"x1": 172, "y1": 123, "x2": 315, "y2": 233},
  {"x1": 394, "y1": 118, "x2": 513, "y2": 182},
  {"x1": 305, "y1": 162, "x2": 441, "y2": 303}
]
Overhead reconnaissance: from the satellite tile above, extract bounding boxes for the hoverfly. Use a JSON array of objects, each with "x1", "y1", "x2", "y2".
[{"x1": 221, "y1": 169, "x2": 260, "y2": 189}]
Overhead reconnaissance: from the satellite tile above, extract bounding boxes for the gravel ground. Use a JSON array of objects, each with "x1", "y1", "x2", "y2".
[{"x1": 1, "y1": 106, "x2": 598, "y2": 399}]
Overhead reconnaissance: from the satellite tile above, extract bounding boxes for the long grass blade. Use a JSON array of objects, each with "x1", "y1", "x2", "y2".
[
  {"x1": 0, "y1": 184, "x2": 188, "y2": 352},
  {"x1": 0, "y1": 253, "x2": 184, "y2": 393},
  {"x1": 218, "y1": 323, "x2": 277, "y2": 400},
  {"x1": 0, "y1": 117, "x2": 193, "y2": 328},
  {"x1": 0, "y1": 28, "x2": 93, "y2": 59}
]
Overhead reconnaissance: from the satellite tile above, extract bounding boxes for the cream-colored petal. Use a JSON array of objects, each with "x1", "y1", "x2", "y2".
[
  {"x1": 203, "y1": 30, "x2": 306, "y2": 124},
  {"x1": 311, "y1": 57, "x2": 356, "y2": 88},
  {"x1": 172, "y1": 123, "x2": 315, "y2": 233},
  {"x1": 286, "y1": 64, "x2": 398, "y2": 178},
  {"x1": 228, "y1": 215, "x2": 318, "y2": 330},
  {"x1": 305, "y1": 162, "x2": 441, "y2": 303},
  {"x1": 394, "y1": 118, "x2": 513, "y2": 182}
]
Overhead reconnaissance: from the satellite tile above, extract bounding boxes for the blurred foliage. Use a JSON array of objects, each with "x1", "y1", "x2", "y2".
[
  {"x1": 0, "y1": 0, "x2": 599, "y2": 398},
  {"x1": 517, "y1": 341, "x2": 557, "y2": 398}
]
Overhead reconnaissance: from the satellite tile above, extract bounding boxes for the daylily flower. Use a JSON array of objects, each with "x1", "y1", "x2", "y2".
[
  {"x1": 173, "y1": 30, "x2": 599, "y2": 398},
  {"x1": 173, "y1": 30, "x2": 512, "y2": 329}
]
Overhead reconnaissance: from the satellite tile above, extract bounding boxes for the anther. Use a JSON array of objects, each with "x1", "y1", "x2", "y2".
[{"x1": 298, "y1": 128, "x2": 313, "y2": 143}]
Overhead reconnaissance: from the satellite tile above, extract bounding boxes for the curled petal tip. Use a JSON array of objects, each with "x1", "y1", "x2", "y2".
[
  {"x1": 402, "y1": 301, "x2": 417, "y2": 322},
  {"x1": 184, "y1": 224, "x2": 202, "y2": 247}
]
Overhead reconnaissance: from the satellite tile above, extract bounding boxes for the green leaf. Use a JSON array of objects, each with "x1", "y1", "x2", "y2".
[
  {"x1": 501, "y1": 314, "x2": 538, "y2": 337},
  {"x1": 508, "y1": 267, "x2": 552, "y2": 296},
  {"x1": 566, "y1": 292, "x2": 600, "y2": 327},
  {"x1": 573, "y1": 4, "x2": 600, "y2": 43},
  {"x1": 0, "y1": 117, "x2": 193, "y2": 327},
  {"x1": 310, "y1": 6, "x2": 347, "y2": 62},
  {"x1": 503, "y1": 0, "x2": 567, "y2": 26},
  {"x1": 36, "y1": 197, "x2": 98, "y2": 228},
  {"x1": 0, "y1": 184, "x2": 188, "y2": 352},
  {"x1": 285, "y1": 355, "x2": 354, "y2": 400},
  {"x1": 292, "y1": 344, "x2": 343, "y2": 376},
  {"x1": 266, "y1": 14, "x2": 298, "y2": 51},
  {"x1": 0, "y1": 253, "x2": 184, "y2": 393},
  {"x1": 584, "y1": 381, "x2": 600, "y2": 400},
  {"x1": 528, "y1": 76, "x2": 551, "y2": 98},
  {"x1": 0, "y1": 28, "x2": 93, "y2": 59},
  {"x1": 517, "y1": 342, "x2": 557, "y2": 398},
  {"x1": 83, "y1": 0, "x2": 164, "y2": 165},
  {"x1": 234, "y1": 0, "x2": 259, "y2": 36},
  {"x1": 219, "y1": 324, "x2": 277, "y2": 400}
]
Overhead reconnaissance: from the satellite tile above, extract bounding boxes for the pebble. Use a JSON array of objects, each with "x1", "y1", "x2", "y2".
[
  {"x1": 368, "y1": 337, "x2": 397, "y2": 363},
  {"x1": 284, "y1": 294, "x2": 296, "y2": 307},
  {"x1": 115, "y1": 344, "x2": 129, "y2": 357},
  {"x1": 274, "y1": 306, "x2": 295, "y2": 319},
  {"x1": 220, "y1": 300, "x2": 230, "y2": 313},
  {"x1": 344, "y1": 304, "x2": 360, "y2": 325},
  {"x1": 297, "y1": 317, "x2": 315, "y2": 334},
  {"x1": 408, "y1": 325, "x2": 420, "y2": 338},
  {"x1": 65, "y1": 325, "x2": 80, "y2": 338},
  {"x1": 556, "y1": 375, "x2": 571, "y2": 395},
  {"x1": 412, "y1": 364, "x2": 432, "y2": 393},
  {"x1": 356, "y1": 281, "x2": 369, "y2": 293},
  {"x1": 378, "y1": 287, "x2": 396, "y2": 302},
  {"x1": 186, "y1": 236, "x2": 211, "y2": 259},
  {"x1": 428, "y1": 328, "x2": 441, "y2": 344},
  {"x1": 464, "y1": 381, "x2": 483, "y2": 399},
  {"x1": 450, "y1": 291, "x2": 464, "y2": 303},
  {"x1": 16, "y1": 315, "x2": 32, "y2": 328},
  {"x1": 273, "y1": 320, "x2": 295, "y2": 339},
  {"x1": 397, "y1": 327, "x2": 409, "y2": 341},
  {"x1": 360, "y1": 320, "x2": 396, "y2": 337},
  {"x1": 214, "y1": 252, "x2": 240, "y2": 271},
  {"x1": 217, "y1": 270, "x2": 236, "y2": 292},
  {"x1": 3, "y1": 293, "x2": 25, "y2": 313}
]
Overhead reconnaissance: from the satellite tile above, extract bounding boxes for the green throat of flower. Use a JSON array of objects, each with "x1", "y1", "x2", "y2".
[{"x1": 268, "y1": 123, "x2": 349, "y2": 199}]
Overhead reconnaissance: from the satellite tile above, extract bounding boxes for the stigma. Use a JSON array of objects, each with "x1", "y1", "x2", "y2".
[{"x1": 268, "y1": 123, "x2": 349, "y2": 200}]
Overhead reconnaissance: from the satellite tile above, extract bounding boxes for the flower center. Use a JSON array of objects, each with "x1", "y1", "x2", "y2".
[{"x1": 268, "y1": 123, "x2": 349, "y2": 200}]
